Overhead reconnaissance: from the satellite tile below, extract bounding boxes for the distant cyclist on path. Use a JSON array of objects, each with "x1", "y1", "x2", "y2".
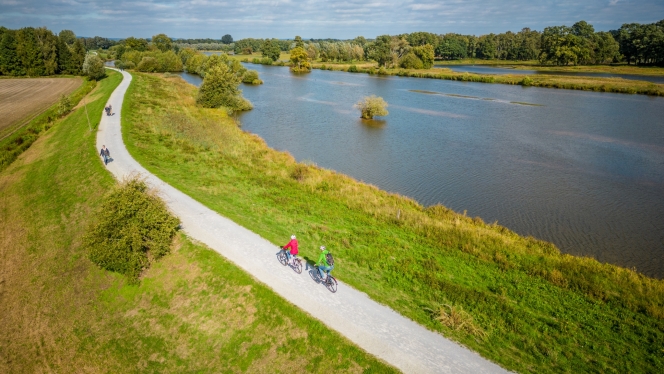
[
  {"x1": 316, "y1": 245, "x2": 334, "y2": 280},
  {"x1": 281, "y1": 235, "x2": 299, "y2": 265}
]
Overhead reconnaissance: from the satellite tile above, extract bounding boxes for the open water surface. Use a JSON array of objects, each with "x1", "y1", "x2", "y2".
[
  {"x1": 437, "y1": 64, "x2": 664, "y2": 84},
  {"x1": 179, "y1": 65, "x2": 664, "y2": 278}
]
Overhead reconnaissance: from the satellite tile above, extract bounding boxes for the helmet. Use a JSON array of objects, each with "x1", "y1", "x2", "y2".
[
  {"x1": 291, "y1": 235, "x2": 296, "y2": 240},
  {"x1": 320, "y1": 245, "x2": 326, "y2": 251}
]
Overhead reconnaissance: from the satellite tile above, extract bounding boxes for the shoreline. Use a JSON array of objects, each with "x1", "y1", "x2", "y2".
[{"x1": 238, "y1": 58, "x2": 664, "y2": 96}]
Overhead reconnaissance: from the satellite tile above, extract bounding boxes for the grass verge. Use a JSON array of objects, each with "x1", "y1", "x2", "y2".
[
  {"x1": 123, "y1": 71, "x2": 664, "y2": 373},
  {"x1": 0, "y1": 70, "x2": 395, "y2": 373}
]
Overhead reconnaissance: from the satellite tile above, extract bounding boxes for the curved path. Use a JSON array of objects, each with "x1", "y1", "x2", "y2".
[{"x1": 96, "y1": 69, "x2": 509, "y2": 374}]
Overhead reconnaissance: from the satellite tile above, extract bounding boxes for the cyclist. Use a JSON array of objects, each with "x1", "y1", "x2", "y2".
[
  {"x1": 316, "y1": 245, "x2": 333, "y2": 280},
  {"x1": 281, "y1": 235, "x2": 298, "y2": 265}
]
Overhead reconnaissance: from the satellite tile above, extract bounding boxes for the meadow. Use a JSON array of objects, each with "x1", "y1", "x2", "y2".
[
  {"x1": 0, "y1": 70, "x2": 396, "y2": 373},
  {"x1": 121, "y1": 71, "x2": 664, "y2": 373}
]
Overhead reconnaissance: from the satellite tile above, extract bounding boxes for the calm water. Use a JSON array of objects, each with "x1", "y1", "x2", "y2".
[
  {"x1": 438, "y1": 64, "x2": 664, "y2": 84},
  {"x1": 179, "y1": 66, "x2": 664, "y2": 278}
]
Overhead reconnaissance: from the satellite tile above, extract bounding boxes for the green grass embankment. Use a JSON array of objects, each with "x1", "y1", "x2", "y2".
[
  {"x1": 123, "y1": 71, "x2": 664, "y2": 373},
  {"x1": 0, "y1": 70, "x2": 395, "y2": 373},
  {"x1": 0, "y1": 77, "x2": 95, "y2": 172}
]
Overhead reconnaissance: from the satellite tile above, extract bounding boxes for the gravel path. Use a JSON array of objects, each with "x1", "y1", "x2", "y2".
[{"x1": 96, "y1": 69, "x2": 509, "y2": 374}]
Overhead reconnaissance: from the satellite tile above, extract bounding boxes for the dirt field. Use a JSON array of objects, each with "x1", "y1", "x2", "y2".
[{"x1": 0, "y1": 77, "x2": 82, "y2": 133}]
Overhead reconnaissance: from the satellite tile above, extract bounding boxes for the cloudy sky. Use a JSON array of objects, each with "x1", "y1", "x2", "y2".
[{"x1": 1, "y1": 0, "x2": 662, "y2": 39}]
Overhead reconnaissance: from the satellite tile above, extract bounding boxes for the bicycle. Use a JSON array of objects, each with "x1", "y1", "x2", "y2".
[
  {"x1": 309, "y1": 265, "x2": 338, "y2": 293},
  {"x1": 277, "y1": 248, "x2": 302, "y2": 274}
]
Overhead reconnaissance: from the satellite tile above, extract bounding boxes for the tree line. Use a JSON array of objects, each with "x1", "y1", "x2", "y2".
[{"x1": 0, "y1": 26, "x2": 87, "y2": 76}]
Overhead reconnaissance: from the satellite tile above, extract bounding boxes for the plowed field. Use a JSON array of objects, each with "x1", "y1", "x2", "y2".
[{"x1": 0, "y1": 78, "x2": 82, "y2": 133}]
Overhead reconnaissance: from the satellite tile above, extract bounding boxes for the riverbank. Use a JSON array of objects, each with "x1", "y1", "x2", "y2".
[
  {"x1": 307, "y1": 63, "x2": 664, "y2": 96},
  {"x1": 123, "y1": 71, "x2": 664, "y2": 373},
  {"x1": 0, "y1": 70, "x2": 396, "y2": 372}
]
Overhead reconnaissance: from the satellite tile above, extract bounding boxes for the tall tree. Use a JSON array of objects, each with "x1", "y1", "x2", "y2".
[
  {"x1": 221, "y1": 34, "x2": 233, "y2": 44},
  {"x1": 15, "y1": 27, "x2": 45, "y2": 76},
  {"x1": 261, "y1": 39, "x2": 281, "y2": 61},
  {"x1": 59, "y1": 30, "x2": 76, "y2": 46},
  {"x1": 152, "y1": 34, "x2": 172, "y2": 52},
  {"x1": 294, "y1": 35, "x2": 304, "y2": 49},
  {"x1": 0, "y1": 29, "x2": 22, "y2": 75}
]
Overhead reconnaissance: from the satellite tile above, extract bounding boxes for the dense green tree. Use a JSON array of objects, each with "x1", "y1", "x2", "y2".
[
  {"x1": 352, "y1": 36, "x2": 367, "y2": 47},
  {"x1": 261, "y1": 39, "x2": 281, "y2": 61},
  {"x1": 406, "y1": 32, "x2": 438, "y2": 47},
  {"x1": 436, "y1": 34, "x2": 468, "y2": 60},
  {"x1": 366, "y1": 35, "x2": 392, "y2": 67},
  {"x1": 294, "y1": 35, "x2": 304, "y2": 49},
  {"x1": 0, "y1": 29, "x2": 22, "y2": 75},
  {"x1": 196, "y1": 63, "x2": 251, "y2": 111},
  {"x1": 178, "y1": 47, "x2": 196, "y2": 65},
  {"x1": 233, "y1": 38, "x2": 263, "y2": 54},
  {"x1": 412, "y1": 44, "x2": 434, "y2": 68},
  {"x1": 476, "y1": 34, "x2": 496, "y2": 59},
  {"x1": 15, "y1": 27, "x2": 46, "y2": 76},
  {"x1": 69, "y1": 39, "x2": 87, "y2": 74},
  {"x1": 124, "y1": 37, "x2": 148, "y2": 51},
  {"x1": 58, "y1": 30, "x2": 76, "y2": 46},
  {"x1": 617, "y1": 20, "x2": 664, "y2": 65},
  {"x1": 82, "y1": 54, "x2": 106, "y2": 80},
  {"x1": 399, "y1": 52, "x2": 423, "y2": 69},
  {"x1": 593, "y1": 31, "x2": 620, "y2": 63},
  {"x1": 152, "y1": 33, "x2": 172, "y2": 52},
  {"x1": 221, "y1": 34, "x2": 233, "y2": 44},
  {"x1": 289, "y1": 46, "x2": 311, "y2": 72},
  {"x1": 57, "y1": 36, "x2": 72, "y2": 74}
]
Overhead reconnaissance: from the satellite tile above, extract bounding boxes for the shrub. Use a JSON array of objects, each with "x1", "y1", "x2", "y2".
[
  {"x1": 123, "y1": 61, "x2": 136, "y2": 70},
  {"x1": 56, "y1": 94, "x2": 72, "y2": 117},
  {"x1": 348, "y1": 65, "x2": 358, "y2": 72},
  {"x1": 400, "y1": 53, "x2": 424, "y2": 69},
  {"x1": 82, "y1": 54, "x2": 106, "y2": 80},
  {"x1": 242, "y1": 70, "x2": 263, "y2": 85},
  {"x1": 197, "y1": 64, "x2": 252, "y2": 111},
  {"x1": 355, "y1": 95, "x2": 389, "y2": 119},
  {"x1": 377, "y1": 66, "x2": 387, "y2": 75},
  {"x1": 83, "y1": 178, "x2": 180, "y2": 282},
  {"x1": 136, "y1": 56, "x2": 159, "y2": 72},
  {"x1": 260, "y1": 57, "x2": 273, "y2": 65},
  {"x1": 521, "y1": 76, "x2": 534, "y2": 86}
]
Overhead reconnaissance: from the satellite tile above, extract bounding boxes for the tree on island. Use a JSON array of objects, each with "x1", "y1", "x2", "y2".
[
  {"x1": 355, "y1": 95, "x2": 389, "y2": 119},
  {"x1": 221, "y1": 34, "x2": 233, "y2": 44}
]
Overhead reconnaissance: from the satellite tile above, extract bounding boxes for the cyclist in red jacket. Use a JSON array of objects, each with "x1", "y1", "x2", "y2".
[{"x1": 281, "y1": 235, "x2": 298, "y2": 265}]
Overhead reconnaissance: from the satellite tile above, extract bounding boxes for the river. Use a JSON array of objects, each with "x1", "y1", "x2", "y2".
[{"x1": 178, "y1": 65, "x2": 664, "y2": 278}]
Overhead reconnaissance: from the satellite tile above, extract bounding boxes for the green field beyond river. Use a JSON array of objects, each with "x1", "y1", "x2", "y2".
[{"x1": 179, "y1": 64, "x2": 664, "y2": 278}]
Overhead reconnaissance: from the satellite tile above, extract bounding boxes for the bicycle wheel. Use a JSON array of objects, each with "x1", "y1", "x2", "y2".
[
  {"x1": 309, "y1": 268, "x2": 321, "y2": 283},
  {"x1": 325, "y1": 276, "x2": 338, "y2": 293},
  {"x1": 277, "y1": 251, "x2": 288, "y2": 266},
  {"x1": 293, "y1": 259, "x2": 302, "y2": 274}
]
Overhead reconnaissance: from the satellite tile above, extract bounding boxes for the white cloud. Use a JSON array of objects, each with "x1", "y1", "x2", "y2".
[{"x1": 0, "y1": 0, "x2": 662, "y2": 38}]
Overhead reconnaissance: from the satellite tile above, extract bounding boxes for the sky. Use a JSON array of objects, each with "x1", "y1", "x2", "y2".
[{"x1": 1, "y1": 0, "x2": 663, "y2": 40}]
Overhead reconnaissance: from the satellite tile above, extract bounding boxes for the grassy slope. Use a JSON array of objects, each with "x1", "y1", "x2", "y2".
[
  {"x1": 0, "y1": 70, "x2": 395, "y2": 373},
  {"x1": 122, "y1": 72, "x2": 664, "y2": 373}
]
